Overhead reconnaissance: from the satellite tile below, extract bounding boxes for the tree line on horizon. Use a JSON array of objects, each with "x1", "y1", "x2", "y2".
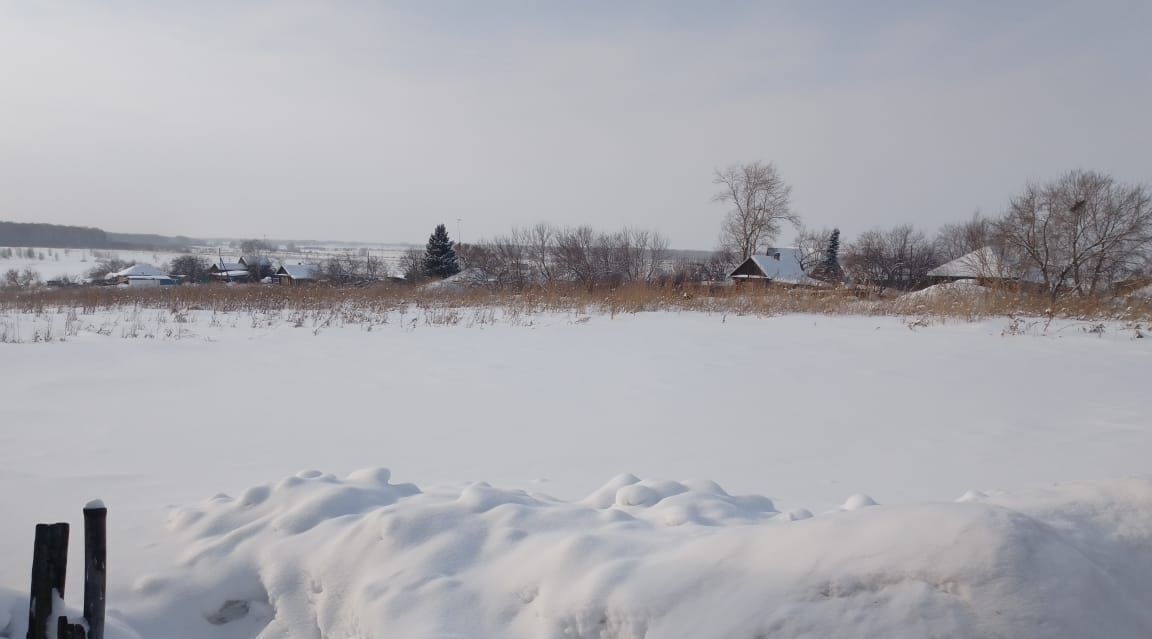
[
  {"x1": 3, "y1": 164, "x2": 1150, "y2": 300},
  {"x1": 0, "y1": 220, "x2": 196, "y2": 251},
  {"x1": 451, "y1": 162, "x2": 1151, "y2": 299}
]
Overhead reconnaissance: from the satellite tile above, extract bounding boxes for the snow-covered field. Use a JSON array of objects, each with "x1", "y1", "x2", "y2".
[
  {"x1": 0, "y1": 247, "x2": 190, "y2": 281},
  {"x1": 1, "y1": 310, "x2": 1151, "y2": 638},
  {"x1": 0, "y1": 244, "x2": 413, "y2": 282}
]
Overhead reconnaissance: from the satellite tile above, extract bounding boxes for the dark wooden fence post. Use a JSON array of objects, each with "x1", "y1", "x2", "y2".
[
  {"x1": 57, "y1": 616, "x2": 86, "y2": 639},
  {"x1": 83, "y1": 502, "x2": 107, "y2": 639},
  {"x1": 26, "y1": 522, "x2": 69, "y2": 639}
]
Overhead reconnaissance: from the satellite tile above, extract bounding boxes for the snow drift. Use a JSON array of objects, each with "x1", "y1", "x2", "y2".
[
  {"x1": 895, "y1": 279, "x2": 992, "y2": 307},
  {"x1": 12, "y1": 469, "x2": 1145, "y2": 639}
]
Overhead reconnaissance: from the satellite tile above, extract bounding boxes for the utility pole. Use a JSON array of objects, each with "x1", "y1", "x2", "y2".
[{"x1": 457, "y1": 218, "x2": 463, "y2": 246}]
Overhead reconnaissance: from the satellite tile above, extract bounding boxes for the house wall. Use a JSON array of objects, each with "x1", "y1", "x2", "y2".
[{"x1": 730, "y1": 261, "x2": 767, "y2": 278}]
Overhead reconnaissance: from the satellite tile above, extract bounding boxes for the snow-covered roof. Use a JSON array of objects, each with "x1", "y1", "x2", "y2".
[
  {"x1": 728, "y1": 249, "x2": 816, "y2": 284},
  {"x1": 212, "y1": 270, "x2": 250, "y2": 278},
  {"x1": 109, "y1": 263, "x2": 168, "y2": 278},
  {"x1": 277, "y1": 264, "x2": 320, "y2": 279},
  {"x1": 239, "y1": 255, "x2": 273, "y2": 267},
  {"x1": 210, "y1": 262, "x2": 246, "y2": 272},
  {"x1": 928, "y1": 247, "x2": 1011, "y2": 279}
]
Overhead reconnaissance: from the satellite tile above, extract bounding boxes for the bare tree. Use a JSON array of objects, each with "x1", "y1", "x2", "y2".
[
  {"x1": 2, "y1": 267, "x2": 41, "y2": 289},
  {"x1": 465, "y1": 223, "x2": 671, "y2": 290},
  {"x1": 525, "y1": 223, "x2": 557, "y2": 285},
  {"x1": 487, "y1": 232, "x2": 532, "y2": 289},
  {"x1": 239, "y1": 238, "x2": 273, "y2": 254},
  {"x1": 86, "y1": 258, "x2": 135, "y2": 280},
  {"x1": 997, "y1": 170, "x2": 1152, "y2": 299},
  {"x1": 794, "y1": 226, "x2": 834, "y2": 272},
  {"x1": 553, "y1": 225, "x2": 598, "y2": 288},
  {"x1": 643, "y1": 231, "x2": 670, "y2": 283},
  {"x1": 713, "y1": 161, "x2": 800, "y2": 259},
  {"x1": 843, "y1": 225, "x2": 937, "y2": 293},
  {"x1": 321, "y1": 251, "x2": 390, "y2": 284},
  {"x1": 169, "y1": 255, "x2": 212, "y2": 283},
  {"x1": 934, "y1": 213, "x2": 994, "y2": 263},
  {"x1": 364, "y1": 254, "x2": 389, "y2": 280},
  {"x1": 399, "y1": 248, "x2": 425, "y2": 283}
]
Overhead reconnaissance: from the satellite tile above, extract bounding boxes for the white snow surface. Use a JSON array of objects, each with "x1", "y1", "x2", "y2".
[
  {"x1": 897, "y1": 278, "x2": 989, "y2": 302},
  {"x1": 420, "y1": 267, "x2": 496, "y2": 291},
  {"x1": 98, "y1": 473, "x2": 1152, "y2": 638},
  {"x1": 5, "y1": 470, "x2": 1152, "y2": 638},
  {"x1": 926, "y1": 247, "x2": 1008, "y2": 279},
  {"x1": 2, "y1": 310, "x2": 1152, "y2": 637},
  {"x1": 0, "y1": 247, "x2": 190, "y2": 281}
]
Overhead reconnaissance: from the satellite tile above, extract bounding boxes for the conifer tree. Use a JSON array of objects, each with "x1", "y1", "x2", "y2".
[
  {"x1": 820, "y1": 228, "x2": 843, "y2": 281},
  {"x1": 422, "y1": 224, "x2": 461, "y2": 279}
]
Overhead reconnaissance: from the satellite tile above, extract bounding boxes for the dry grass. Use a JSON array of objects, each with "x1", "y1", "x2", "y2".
[
  {"x1": 1, "y1": 281, "x2": 1150, "y2": 323},
  {"x1": 3, "y1": 282, "x2": 1151, "y2": 344}
]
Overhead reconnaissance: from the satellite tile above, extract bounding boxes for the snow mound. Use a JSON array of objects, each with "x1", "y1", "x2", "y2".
[
  {"x1": 0, "y1": 586, "x2": 142, "y2": 639},
  {"x1": 112, "y1": 469, "x2": 1152, "y2": 639},
  {"x1": 894, "y1": 279, "x2": 997, "y2": 314},
  {"x1": 421, "y1": 268, "x2": 495, "y2": 292},
  {"x1": 899, "y1": 279, "x2": 989, "y2": 303}
]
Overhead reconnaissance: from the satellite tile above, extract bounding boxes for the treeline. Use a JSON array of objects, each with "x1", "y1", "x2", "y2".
[
  {"x1": 709, "y1": 162, "x2": 1152, "y2": 299},
  {"x1": 458, "y1": 224, "x2": 677, "y2": 289},
  {"x1": 837, "y1": 169, "x2": 1152, "y2": 298},
  {"x1": 0, "y1": 221, "x2": 107, "y2": 248},
  {"x1": 106, "y1": 231, "x2": 196, "y2": 250},
  {"x1": 0, "y1": 221, "x2": 196, "y2": 250}
]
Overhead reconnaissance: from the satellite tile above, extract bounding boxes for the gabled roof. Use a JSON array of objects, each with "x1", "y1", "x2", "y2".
[
  {"x1": 209, "y1": 262, "x2": 246, "y2": 273},
  {"x1": 239, "y1": 255, "x2": 273, "y2": 267},
  {"x1": 928, "y1": 247, "x2": 1011, "y2": 279},
  {"x1": 109, "y1": 263, "x2": 167, "y2": 278},
  {"x1": 728, "y1": 249, "x2": 816, "y2": 284},
  {"x1": 276, "y1": 264, "x2": 320, "y2": 279}
]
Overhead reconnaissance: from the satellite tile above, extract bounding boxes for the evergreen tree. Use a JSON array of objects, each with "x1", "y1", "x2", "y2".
[
  {"x1": 422, "y1": 224, "x2": 461, "y2": 279},
  {"x1": 820, "y1": 228, "x2": 843, "y2": 281}
]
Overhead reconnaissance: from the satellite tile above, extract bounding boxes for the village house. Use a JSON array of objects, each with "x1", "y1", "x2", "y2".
[
  {"x1": 238, "y1": 255, "x2": 273, "y2": 270},
  {"x1": 239, "y1": 255, "x2": 276, "y2": 278},
  {"x1": 104, "y1": 263, "x2": 174, "y2": 287},
  {"x1": 728, "y1": 248, "x2": 819, "y2": 287},
  {"x1": 208, "y1": 260, "x2": 250, "y2": 282},
  {"x1": 926, "y1": 247, "x2": 1014, "y2": 284},
  {"x1": 276, "y1": 264, "x2": 320, "y2": 285}
]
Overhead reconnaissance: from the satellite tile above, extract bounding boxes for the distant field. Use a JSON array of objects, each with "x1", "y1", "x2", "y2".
[
  {"x1": 0, "y1": 247, "x2": 189, "y2": 280},
  {"x1": 0, "y1": 243, "x2": 415, "y2": 281}
]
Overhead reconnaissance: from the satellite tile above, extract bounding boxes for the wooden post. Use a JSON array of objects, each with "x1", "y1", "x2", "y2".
[
  {"x1": 57, "y1": 617, "x2": 87, "y2": 639},
  {"x1": 27, "y1": 523, "x2": 69, "y2": 639},
  {"x1": 83, "y1": 502, "x2": 107, "y2": 639}
]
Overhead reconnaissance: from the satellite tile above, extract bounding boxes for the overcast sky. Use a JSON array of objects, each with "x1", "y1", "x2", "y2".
[{"x1": 1, "y1": 1, "x2": 1149, "y2": 248}]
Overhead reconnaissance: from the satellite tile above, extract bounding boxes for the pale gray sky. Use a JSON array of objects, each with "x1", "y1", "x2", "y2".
[{"x1": 1, "y1": 1, "x2": 1149, "y2": 248}]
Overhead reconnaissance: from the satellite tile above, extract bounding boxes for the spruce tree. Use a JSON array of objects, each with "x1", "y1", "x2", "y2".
[
  {"x1": 820, "y1": 228, "x2": 843, "y2": 281},
  {"x1": 422, "y1": 223, "x2": 461, "y2": 279}
]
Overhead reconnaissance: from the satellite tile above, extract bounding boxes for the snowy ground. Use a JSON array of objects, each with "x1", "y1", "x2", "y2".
[
  {"x1": 0, "y1": 247, "x2": 190, "y2": 281},
  {"x1": 1, "y1": 310, "x2": 1150, "y2": 637}
]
